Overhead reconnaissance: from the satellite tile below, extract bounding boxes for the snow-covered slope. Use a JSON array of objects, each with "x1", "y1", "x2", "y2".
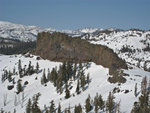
[
  {"x1": 0, "y1": 54, "x2": 150, "y2": 113},
  {"x1": 81, "y1": 29, "x2": 150, "y2": 71}
]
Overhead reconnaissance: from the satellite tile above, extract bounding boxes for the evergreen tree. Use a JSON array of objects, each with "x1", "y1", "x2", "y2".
[
  {"x1": 42, "y1": 69, "x2": 47, "y2": 84},
  {"x1": 18, "y1": 59, "x2": 22, "y2": 72},
  {"x1": 76, "y1": 80, "x2": 80, "y2": 94},
  {"x1": 66, "y1": 61, "x2": 73, "y2": 81},
  {"x1": 8, "y1": 71, "x2": 12, "y2": 82},
  {"x1": 18, "y1": 59, "x2": 23, "y2": 78},
  {"x1": 98, "y1": 94, "x2": 104, "y2": 110},
  {"x1": 80, "y1": 70, "x2": 86, "y2": 91},
  {"x1": 13, "y1": 67, "x2": 16, "y2": 75},
  {"x1": 87, "y1": 73, "x2": 90, "y2": 85},
  {"x1": 50, "y1": 100, "x2": 55, "y2": 113},
  {"x1": 74, "y1": 104, "x2": 82, "y2": 113},
  {"x1": 62, "y1": 62, "x2": 67, "y2": 82},
  {"x1": 28, "y1": 61, "x2": 34, "y2": 75},
  {"x1": 135, "y1": 83, "x2": 137, "y2": 97},
  {"x1": 67, "y1": 104, "x2": 71, "y2": 113},
  {"x1": 13, "y1": 109, "x2": 16, "y2": 113},
  {"x1": 73, "y1": 62, "x2": 77, "y2": 81},
  {"x1": 47, "y1": 68, "x2": 51, "y2": 81},
  {"x1": 26, "y1": 98, "x2": 32, "y2": 113},
  {"x1": 56, "y1": 77, "x2": 63, "y2": 94},
  {"x1": 50, "y1": 67, "x2": 58, "y2": 86},
  {"x1": 32, "y1": 93, "x2": 41, "y2": 113},
  {"x1": 17, "y1": 80, "x2": 22, "y2": 94},
  {"x1": 57, "y1": 102, "x2": 61, "y2": 113},
  {"x1": 106, "y1": 92, "x2": 114, "y2": 113},
  {"x1": 65, "y1": 88, "x2": 70, "y2": 99},
  {"x1": 94, "y1": 93, "x2": 99, "y2": 113},
  {"x1": 141, "y1": 76, "x2": 147, "y2": 96},
  {"x1": 85, "y1": 95, "x2": 91, "y2": 113},
  {"x1": 36, "y1": 62, "x2": 39, "y2": 74},
  {"x1": 64, "y1": 108, "x2": 67, "y2": 113}
]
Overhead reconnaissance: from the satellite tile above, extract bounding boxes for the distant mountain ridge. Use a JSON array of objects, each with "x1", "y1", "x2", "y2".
[
  {"x1": 0, "y1": 21, "x2": 150, "y2": 70},
  {"x1": 0, "y1": 21, "x2": 103, "y2": 42},
  {"x1": 1, "y1": 21, "x2": 149, "y2": 42}
]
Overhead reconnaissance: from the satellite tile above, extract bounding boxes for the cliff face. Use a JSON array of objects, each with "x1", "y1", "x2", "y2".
[{"x1": 35, "y1": 32, "x2": 127, "y2": 75}]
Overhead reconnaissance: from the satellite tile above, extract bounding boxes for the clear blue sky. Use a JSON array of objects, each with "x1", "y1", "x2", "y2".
[{"x1": 0, "y1": 0, "x2": 150, "y2": 30}]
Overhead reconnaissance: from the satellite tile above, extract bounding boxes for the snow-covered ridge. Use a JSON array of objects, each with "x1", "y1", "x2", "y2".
[
  {"x1": 81, "y1": 29, "x2": 150, "y2": 71},
  {"x1": 0, "y1": 21, "x2": 102, "y2": 42}
]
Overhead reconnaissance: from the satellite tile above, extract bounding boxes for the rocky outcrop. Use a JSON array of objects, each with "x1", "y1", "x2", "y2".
[{"x1": 35, "y1": 32, "x2": 127, "y2": 75}]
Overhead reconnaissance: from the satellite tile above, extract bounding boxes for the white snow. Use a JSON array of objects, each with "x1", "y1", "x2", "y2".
[{"x1": 0, "y1": 54, "x2": 150, "y2": 113}]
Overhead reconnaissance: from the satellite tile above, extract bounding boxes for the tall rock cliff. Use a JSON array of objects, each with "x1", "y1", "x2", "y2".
[{"x1": 35, "y1": 32, "x2": 127, "y2": 75}]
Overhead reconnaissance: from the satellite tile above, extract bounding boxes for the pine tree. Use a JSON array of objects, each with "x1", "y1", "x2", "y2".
[
  {"x1": 57, "y1": 102, "x2": 61, "y2": 113},
  {"x1": 36, "y1": 62, "x2": 39, "y2": 73},
  {"x1": 76, "y1": 80, "x2": 80, "y2": 94},
  {"x1": 50, "y1": 100, "x2": 55, "y2": 113},
  {"x1": 141, "y1": 76, "x2": 147, "y2": 96},
  {"x1": 28, "y1": 61, "x2": 33, "y2": 75},
  {"x1": 17, "y1": 80, "x2": 22, "y2": 94},
  {"x1": 65, "y1": 88, "x2": 70, "y2": 99},
  {"x1": 87, "y1": 73, "x2": 90, "y2": 85},
  {"x1": 68, "y1": 104, "x2": 71, "y2": 113},
  {"x1": 50, "y1": 67, "x2": 58, "y2": 86},
  {"x1": 42, "y1": 69, "x2": 47, "y2": 84},
  {"x1": 74, "y1": 104, "x2": 82, "y2": 113},
  {"x1": 62, "y1": 62, "x2": 67, "y2": 82},
  {"x1": 98, "y1": 94, "x2": 104, "y2": 110},
  {"x1": 13, "y1": 67, "x2": 16, "y2": 75},
  {"x1": 32, "y1": 93, "x2": 41, "y2": 113},
  {"x1": 80, "y1": 70, "x2": 85, "y2": 91},
  {"x1": 26, "y1": 98, "x2": 32, "y2": 113},
  {"x1": 135, "y1": 83, "x2": 137, "y2": 97},
  {"x1": 66, "y1": 61, "x2": 73, "y2": 81},
  {"x1": 18, "y1": 59, "x2": 22, "y2": 72},
  {"x1": 94, "y1": 93, "x2": 99, "y2": 113},
  {"x1": 85, "y1": 95, "x2": 91, "y2": 113},
  {"x1": 18, "y1": 59, "x2": 23, "y2": 78},
  {"x1": 8, "y1": 71, "x2": 12, "y2": 82},
  {"x1": 47, "y1": 68, "x2": 51, "y2": 81},
  {"x1": 13, "y1": 109, "x2": 16, "y2": 113},
  {"x1": 106, "y1": 92, "x2": 114, "y2": 113},
  {"x1": 73, "y1": 62, "x2": 77, "y2": 81},
  {"x1": 64, "y1": 108, "x2": 67, "y2": 113}
]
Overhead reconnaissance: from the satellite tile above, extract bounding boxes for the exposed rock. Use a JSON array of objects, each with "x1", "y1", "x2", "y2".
[{"x1": 35, "y1": 32, "x2": 127, "y2": 75}]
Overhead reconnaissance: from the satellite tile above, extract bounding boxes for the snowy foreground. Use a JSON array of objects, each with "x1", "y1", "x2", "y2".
[{"x1": 0, "y1": 54, "x2": 150, "y2": 113}]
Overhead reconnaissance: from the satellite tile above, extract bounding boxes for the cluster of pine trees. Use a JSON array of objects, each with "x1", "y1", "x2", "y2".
[
  {"x1": 0, "y1": 41, "x2": 36, "y2": 55},
  {"x1": 1, "y1": 59, "x2": 39, "y2": 83},
  {"x1": 40, "y1": 61, "x2": 90, "y2": 98},
  {"x1": 1, "y1": 59, "x2": 40, "y2": 94},
  {"x1": 132, "y1": 76, "x2": 150, "y2": 113},
  {"x1": 25, "y1": 92, "x2": 119, "y2": 113}
]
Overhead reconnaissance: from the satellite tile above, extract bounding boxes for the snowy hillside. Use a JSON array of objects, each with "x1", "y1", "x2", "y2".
[
  {"x1": 0, "y1": 54, "x2": 150, "y2": 113},
  {"x1": 81, "y1": 29, "x2": 150, "y2": 71}
]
